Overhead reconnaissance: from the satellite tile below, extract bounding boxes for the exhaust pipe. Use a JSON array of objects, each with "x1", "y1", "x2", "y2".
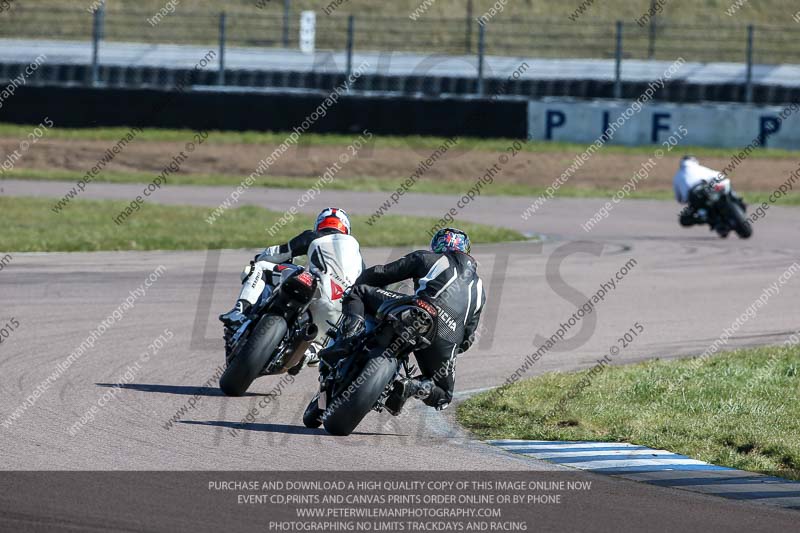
[
  {"x1": 279, "y1": 323, "x2": 320, "y2": 373},
  {"x1": 303, "y1": 323, "x2": 319, "y2": 341}
]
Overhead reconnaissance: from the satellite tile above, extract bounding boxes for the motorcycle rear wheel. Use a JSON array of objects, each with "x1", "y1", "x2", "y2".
[
  {"x1": 322, "y1": 351, "x2": 398, "y2": 436},
  {"x1": 220, "y1": 314, "x2": 287, "y2": 397}
]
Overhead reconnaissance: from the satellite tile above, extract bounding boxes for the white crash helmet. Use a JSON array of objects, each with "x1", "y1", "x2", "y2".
[{"x1": 315, "y1": 207, "x2": 351, "y2": 235}]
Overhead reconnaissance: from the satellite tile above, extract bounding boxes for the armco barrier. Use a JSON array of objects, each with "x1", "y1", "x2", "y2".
[
  {"x1": 0, "y1": 86, "x2": 528, "y2": 139},
  {"x1": 3, "y1": 61, "x2": 799, "y2": 105}
]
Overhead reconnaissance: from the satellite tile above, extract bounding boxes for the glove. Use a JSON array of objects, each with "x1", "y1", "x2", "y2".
[
  {"x1": 458, "y1": 333, "x2": 476, "y2": 354},
  {"x1": 255, "y1": 245, "x2": 282, "y2": 263}
]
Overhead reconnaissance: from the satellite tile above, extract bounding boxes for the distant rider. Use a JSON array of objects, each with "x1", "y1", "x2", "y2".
[
  {"x1": 674, "y1": 155, "x2": 748, "y2": 229},
  {"x1": 322, "y1": 227, "x2": 485, "y2": 414},
  {"x1": 673, "y1": 155, "x2": 723, "y2": 226},
  {"x1": 220, "y1": 207, "x2": 363, "y2": 366}
]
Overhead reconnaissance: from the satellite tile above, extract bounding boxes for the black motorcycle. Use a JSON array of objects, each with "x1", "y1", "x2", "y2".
[
  {"x1": 219, "y1": 262, "x2": 320, "y2": 397},
  {"x1": 681, "y1": 178, "x2": 752, "y2": 239},
  {"x1": 303, "y1": 295, "x2": 439, "y2": 436}
]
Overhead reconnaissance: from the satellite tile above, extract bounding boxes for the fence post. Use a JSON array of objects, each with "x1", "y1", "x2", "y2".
[
  {"x1": 745, "y1": 24, "x2": 754, "y2": 103},
  {"x1": 465, "y1": 0, "x2": 473, "y2": 53},
  {"x1": 283, "y1": 0, "x2": 291, "y2": 47},
  {"x1": 647, "y1": 0, "x2": 657, "y2": 58},
  {"x1": 218, "y1": 12, "x2": 226, "y2": 86},
  {"x1": 614, "y1": 20, "x2": 623, "y2": 99},
  {"x1": 90, "y1": 2, "x2": 105, "y2": 86},
  {"x1": 346, "y1": 15, "x2": 355, "y2": 79},
  {"x1": 477, "y1": 21, "x2": 485, "y2": 95}
]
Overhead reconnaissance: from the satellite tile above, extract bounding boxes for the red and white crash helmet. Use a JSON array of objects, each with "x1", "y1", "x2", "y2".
[{"x1": 315, "y1": 207, "x2": 351, "y2": 235}]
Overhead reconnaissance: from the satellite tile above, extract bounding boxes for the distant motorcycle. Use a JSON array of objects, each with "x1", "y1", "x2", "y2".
[
  {"x1": 303, "y1": 295, "x2": 439, "y2": 436},
  {"x1": 681, "y1": 178, "x2": 752, "y2": 239},
  {"x1": 219, "y1": 261, "x2": 320, "y2": 397}
]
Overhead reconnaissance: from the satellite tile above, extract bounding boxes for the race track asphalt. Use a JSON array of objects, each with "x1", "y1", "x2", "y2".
[{"x1": 1, "y1": 179, "x2": 799, "y2": 530}]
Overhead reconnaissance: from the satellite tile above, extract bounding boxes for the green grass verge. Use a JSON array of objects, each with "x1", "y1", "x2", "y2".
[
  {"x1": 1, "y1": 123, "x2": 799, "y2": 159},
  {"x1": 0, "y1": 196, "x2": 524, "y2": 252},
  {"x1": 458, "y1": 345, "x2": 800, "y2": 480}
]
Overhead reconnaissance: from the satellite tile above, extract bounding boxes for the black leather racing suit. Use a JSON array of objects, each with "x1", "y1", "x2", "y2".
[{"x1": 344, "y1": 250, "x2": 486, "y2": 409}]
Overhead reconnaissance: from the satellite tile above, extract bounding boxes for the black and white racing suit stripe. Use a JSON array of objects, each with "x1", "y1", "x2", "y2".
[{"x1": 345, "y1": 250, "x2": 486, "y2": 408}]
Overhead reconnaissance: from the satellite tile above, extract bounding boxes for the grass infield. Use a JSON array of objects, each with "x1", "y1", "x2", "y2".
[
  {"x1": 458, "y1": 345, "x2": 800, "y2": 480},
  {"x1": 0, "y1": 196, "x2": 525, "y2": 252}
]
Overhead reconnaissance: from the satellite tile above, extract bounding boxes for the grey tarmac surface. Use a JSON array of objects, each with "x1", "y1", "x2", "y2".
[{"x1": 1, "y1": 180, "x2": 799, "y2": 530}]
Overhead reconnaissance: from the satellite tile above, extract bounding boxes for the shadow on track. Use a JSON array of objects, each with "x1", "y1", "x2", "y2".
[
  {"x1": 95, "y1": 383, "x2": 268, "y2": 397},
  {"x1": 181, "y1": 419, "x2": 409, "y2": 437}
]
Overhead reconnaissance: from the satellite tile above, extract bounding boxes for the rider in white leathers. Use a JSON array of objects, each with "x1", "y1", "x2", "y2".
[
  {"x1": 673, "y1": 155, "x2": 747, "y2": 231},
  {"x1": 673, "y1": 155, "x2": 721, "y2": 205},
  {"x1": 220, "y1": 208, "x2": 363, "y2": 365}
]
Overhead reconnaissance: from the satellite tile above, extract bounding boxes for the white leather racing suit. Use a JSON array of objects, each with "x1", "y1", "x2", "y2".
[
  {"x1": 673, "y1": 159, "x2": 721, "y2": 204},
  {"x1": 236, "y1": 228, "x2": 363, "y2": 346}
]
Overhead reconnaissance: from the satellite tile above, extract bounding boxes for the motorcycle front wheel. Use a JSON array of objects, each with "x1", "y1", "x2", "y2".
[
  {"x1": 303, "y1": 393, "x2": 324, "y2": 428},
  {"x1": 725, "y1": 198, "x2": 753, "y2": 239}
]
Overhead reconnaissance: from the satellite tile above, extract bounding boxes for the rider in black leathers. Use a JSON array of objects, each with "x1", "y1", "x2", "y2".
[{"x1": 324, "y1": 228, "x2": 486, "y2": 414}]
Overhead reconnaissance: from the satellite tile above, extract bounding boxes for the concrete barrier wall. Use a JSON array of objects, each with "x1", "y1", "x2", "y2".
[
  {"x1": 3, "y1": 85, "x2": 798, "y2": 150},
  {"x1": 528, "y1": 99, "x2": 800, "y2": 150}
]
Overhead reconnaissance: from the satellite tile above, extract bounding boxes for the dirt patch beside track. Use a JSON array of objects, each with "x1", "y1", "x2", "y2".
[{"x1": 1, "y1": 136, "x2": 797, "y2": 193}]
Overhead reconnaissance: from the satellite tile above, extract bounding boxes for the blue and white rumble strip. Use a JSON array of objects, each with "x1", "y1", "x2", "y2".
[{"x1": 488, "y1": 440, "x2": 800, "y2": 510}]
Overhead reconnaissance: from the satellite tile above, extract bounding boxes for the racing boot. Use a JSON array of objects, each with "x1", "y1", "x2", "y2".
[
  {"x1": 679, "y1": 210, "x2": 696, "y2": 227},
  {"x1": 219, "y1": 299, "x2": 251, "y2": 328},
  {"x1": 319, "y1": 314, "x2": 365, "y2": 365},
  {"x1": 304, "y1": 343, "x2": 321, "y2": 367},
  {"x1": 220, "y1": 263, "x2": 266, "y2": 327},
  {"x1": 385, "y1": 377, "x2": 433, "y2": 416}
]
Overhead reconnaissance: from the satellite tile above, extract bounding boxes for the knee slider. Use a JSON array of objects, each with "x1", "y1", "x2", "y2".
[{"x1": 240, "y1": 264, "x2": 254, "y2": 283}]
